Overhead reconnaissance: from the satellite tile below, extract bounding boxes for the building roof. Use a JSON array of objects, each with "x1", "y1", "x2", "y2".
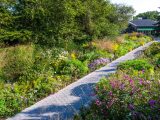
[{"x1": 130, "y1": 19, "x2": 157, "y2": 27}]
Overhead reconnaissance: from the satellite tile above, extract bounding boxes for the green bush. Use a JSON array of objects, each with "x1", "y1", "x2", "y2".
[
  {"x1": 0, "y1": 29, "x2": 32, "y2": 45},
  {"x1": 144, "y1": 42, "x2": 160, "y2": 57},
  {"x1": 1, "y1": 45, "x2": 34, "y2": 82},
  {"x1": 118, "y1": 59, "x2": 153, "y2": 71},
  {"x1": 61, "y1": 59, "x2": 89, "y2": 78},
  {"x1": 75, "y1": 70, "x2": 160, "y2": 120},
  {"x1": 79, "y1": 50, "x2": 112, "y2": 62},
  {"x1": 115, "y1": 45, "x2": 130, "y2": 58},
  {"x1": 0, "y1": 75, "x2": 62, "y2": 117},
  {"x1": 156, "y1": 58, "x2": 160, "y2": 68}
]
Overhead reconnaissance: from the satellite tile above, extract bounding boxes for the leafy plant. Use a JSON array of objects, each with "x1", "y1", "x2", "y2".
[
  {"x1": 1, "y1": 45, "x2": 34, "y2": 82},
  {"x1": 117, "y1": 59, "x2": 153, "y2": 71}
]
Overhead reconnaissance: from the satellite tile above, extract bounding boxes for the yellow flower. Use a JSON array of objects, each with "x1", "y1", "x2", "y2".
[
  {"x1": 71, "y1": 53, "x2": 76, "y2": 59},
  {"x1": 140, "y1": 40, "x2": 145, "y2": 46},
  {"x1": 113, "y1": 44, "x2": 119, "y2": 51},
  {"x1": 130, "y1": 36, "x2": 137, "y2": 41},
  {"x1": 91, "y1": 42, "x2": 97, "y2": 47}
]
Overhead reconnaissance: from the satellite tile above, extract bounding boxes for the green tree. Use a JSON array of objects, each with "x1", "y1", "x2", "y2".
[
  {"x1": 0, "y1": 0, "x2": 32, "y2": 45},
  {"x1": 0, "y1": 0, "x2": 135, "y2": 46},
  {"x1": 110, "y1": 4, "x2": 135, "y2": 33},
  {"x1": 134, "y1": 11, "x2": 159, "y2": 20}
]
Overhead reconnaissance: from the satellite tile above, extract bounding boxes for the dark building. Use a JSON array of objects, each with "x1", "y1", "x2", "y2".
[{"x1": 126, "y1": 19, "x2": 158, "y2": 35}]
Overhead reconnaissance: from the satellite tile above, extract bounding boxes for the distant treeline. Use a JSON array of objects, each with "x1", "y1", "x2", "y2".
[{"x1": 0, "y1": 0, "x2": 135, "y2": 46}]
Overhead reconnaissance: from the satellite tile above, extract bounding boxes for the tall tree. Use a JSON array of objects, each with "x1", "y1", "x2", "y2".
[
  {"x1": 0, "y1": 0, "x2": 135, "y2": 46},
  {"x1": 134, "y1": 11, "x2": 159, "y2": 20}
]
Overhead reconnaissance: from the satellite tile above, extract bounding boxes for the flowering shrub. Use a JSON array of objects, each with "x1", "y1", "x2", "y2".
[
  {"x1": 0, "y1": 34, "x2": 153, "y2": 118},
  {"x1": 75, "y1": 70, "x2": 160, "y2": 120},
  {"x1": 88, "y1": 58, "x2": 110, "y2": 71}
]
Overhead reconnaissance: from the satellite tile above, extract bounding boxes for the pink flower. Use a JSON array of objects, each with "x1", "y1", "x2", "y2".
[
  {"x1": 120, "y1": 83, "x2": 125, "y2": 90},
  {"x1": 124, "y1": 75, "x2": 129, "y2": 79},
  {"x1": 129, "y1": 79, "x2": 133, "y2": 84},
  {"x1": 110, "y1": 81, "x2": 116, "y2": 89},
  {"x1": 139, "y1": 79, "x2": 143, "y2": 85},
  {"x1": 95, "y1": 99, "x2": 101, "y2": 106},
  {"x1": 108, "y1": 91, "x2": 113, "y2": 96}
]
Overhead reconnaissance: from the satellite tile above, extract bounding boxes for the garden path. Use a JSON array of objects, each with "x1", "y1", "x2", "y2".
[{"x1": 8, "y1": 41, "x2": 155, "y2": 120}]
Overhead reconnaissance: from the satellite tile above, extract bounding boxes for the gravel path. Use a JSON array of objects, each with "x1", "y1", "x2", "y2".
[{"x1": 7, "y1": 41, "x2": 154, "y2": 120}]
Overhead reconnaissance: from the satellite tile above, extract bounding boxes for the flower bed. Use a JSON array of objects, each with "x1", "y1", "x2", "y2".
[
  {"x1": 75, "y1": 42, "x2": 160, "y2": 120},
  {"x1": 0, "y1": 33, "x2": 153, "y2": 118}
]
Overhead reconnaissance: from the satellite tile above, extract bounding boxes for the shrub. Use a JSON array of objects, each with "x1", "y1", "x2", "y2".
[
  {"x1": 144, "y1": 42, "x2": 160, "y2": 57},
  {"x1": 0, "y1": 75, "x2": 63, "y2": 117},
  {"x1": 75, "y1": 70, "x2": 160, "y2": 120},
  {"x1": 156, "y1": 58, "x2": 160, "y2": 68},
  {"x1": 115, "y1": 45, "x2": 130, "y2": 58},
  {"x1": 0, "y1": 29, "x2": 32, "y2": 45},
  {"x1": 1, "y1": 45, "x2": 34, "y2": 82},
  {"x1": 117, "y1": 59, "x2": 153, "y2": 71},
  {"x1": 79, "y1": 50, "x2": 112, "y2": 63},
  {"x1": 60, "y1": 59, "x2": 89, "y2": 78}
]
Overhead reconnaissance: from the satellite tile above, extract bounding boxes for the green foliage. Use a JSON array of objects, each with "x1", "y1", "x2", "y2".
[
  {"x1": 0, "y1": 33, "x2": 153, "y2": 118},
  {"x1": 61, "y1": 59, "x2": 89, "y2": 78},
  {"x1": 75, "y1": 70, "x2": 160, "y2": 120},
  {"x1": 144, "y1": 42, "x2": 160, "y2": 57},
  {"x1": 75, "y1": 43, "x2": 160, "y2": 120},
  {"x1": 134, "y1": 11, "x2": 159, "y2": 20},
  {"x1": 115, "y1": 33, "x2": 152, "y2": 58},
  {"x1": 0, "y1": 29, "x2": 32, "y2": 44},
  {"x1": 141, "y1": 42, "x2": 160, "y2": 68},
  {"x1": 0, "y1": 0, "x2": 135, "y2": 46},
  {"x1": 156, "y1": 58, "x2": 160, "y2": 67},
  {"x1": 1, "y1": 45, "x2": 34, "y2": 82},
  {"x1": 118, "y1": 59, "x2": 153, "y2": 71}
]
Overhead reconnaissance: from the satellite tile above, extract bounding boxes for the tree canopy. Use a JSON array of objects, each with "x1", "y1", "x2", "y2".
[
  {"x1": 0, "y1": 0, "x2": 135, "y2": 46},
  {"x1": 134, "y1": 11, "x2": 159, "y2": 20}
]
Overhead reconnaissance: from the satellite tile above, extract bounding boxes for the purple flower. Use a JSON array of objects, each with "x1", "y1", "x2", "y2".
[
  {"x1": 88, "y1": 58, "x2": 110, "y2": 70},
  {"x1": 142, "y1": 69, "x2": 145, "y2": 73},
  {"x1": 120, "y1": 83, "x2": 125, "y2": 90},
  {"x1": 149, "y1": 100, "x2": 156, "y2": 107},
  {"x1": 129, "y1": 79, "x2": 134, "y2": 85},
  {"x1": 139, "y1": 79, "x2": 143, "y2": 85},
  {"x1": 128, "y1": 104, "x2": 135, "y2": 110},
  {"x1": 108, "y1": 91, "x2": 113, "y2": 96},
  {"x1": 124, "y1": 75, "x2": 129, "y2": 79},
  {"x1": 110, "y1": 81, "x2": 116, "y2": 89}
]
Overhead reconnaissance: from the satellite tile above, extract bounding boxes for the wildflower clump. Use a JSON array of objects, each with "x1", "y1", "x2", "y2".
[
  {"x1": 88, "y1": 58, "x2": 110, "y2": 71},
  {"x1": 75, "y1": 70, "x2": 160, "y2": 120}
]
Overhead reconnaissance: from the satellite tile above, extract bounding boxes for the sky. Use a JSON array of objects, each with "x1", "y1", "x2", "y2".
[{"x1": 111, "y1": 0, "x2": 160, "y2": 15}]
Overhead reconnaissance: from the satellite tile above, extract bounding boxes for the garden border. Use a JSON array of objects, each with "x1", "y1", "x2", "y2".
[{"x1": 8, "y1": 41, "x2": 155, "y2": 120}]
